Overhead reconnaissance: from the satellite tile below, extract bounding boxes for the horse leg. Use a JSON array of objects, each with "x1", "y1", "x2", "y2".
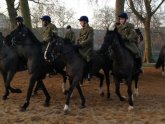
[
  {"x1": 127, "y1": 79, "x2": 134, "y2": 111},
  {"x1": 94, "y1": 72, "x2": 104, "y2": 97},
  {"x1": 64, "y1": 77, "x2": 77, "y2": 114},
  {"x1": 134, "y1": 75, "x2": 139, "y2": 96},
  {"x1": 162, "y1": 59, "x2": 165, "y2": 76},
  {"x1": 33, "y1": 81, "x2": 43, "y2": 96},
  {"x1": 76, "y1": 83, "x2": 85, "y2": 108},
  {"x1": 103, "y1": 69, "x2": 111, "y2": 99},
  {"x1": 37, "y1": 80, "x2": 51, "y2": 107},
  {"x1": 114, "y1": 77, "x2": 126, "y2": 101},
  {"x1": 59, "y1": 70, "x2": 68, "y2": 94},
  {"x1": 2, "y1": 71, "x2": 21, "y2": 100},
  {"x1": 20, "y1": 76, "x2": 36, "y2": 112}
]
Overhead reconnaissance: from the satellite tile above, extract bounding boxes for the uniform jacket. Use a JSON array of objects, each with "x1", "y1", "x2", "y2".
[
  {"x1": 42, "y1": 23, "x2": 57, "y2": 42},
  {"x1": 77, "y1": 24, "x2": 94, "y2": 62}
]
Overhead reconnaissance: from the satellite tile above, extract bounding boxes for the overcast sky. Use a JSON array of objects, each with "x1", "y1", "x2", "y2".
[{"x1": 0, "y1": 0, "x2": 115, "y2": 22}]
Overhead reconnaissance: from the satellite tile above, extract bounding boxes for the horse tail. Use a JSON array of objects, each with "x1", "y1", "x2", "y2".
[{"x1": 155, "y1": 55, "x2": 163, "y2": 68}]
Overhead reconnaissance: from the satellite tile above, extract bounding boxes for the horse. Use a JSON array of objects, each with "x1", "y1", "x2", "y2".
[
  {"x1": 4, "y1": 30, "x2": 68, "y2": 96},
  {"x1": 155, "y1": 45, "x2": 165, "y2": 76},
  {"x1": 0, "y1": 33, "x2": 23, "y2": 100},
  {"x1": 102, "y1": 29, "x2": 141, "y2": 111},
  {"x1": 5, "y1": 27, "x2": 51, "y2": 111},
  {"x1": 46, "y1": 36, "x2": 112, "y2": 113}
]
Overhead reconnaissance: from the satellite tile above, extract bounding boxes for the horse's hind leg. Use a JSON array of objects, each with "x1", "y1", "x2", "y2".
[
  {"x1": 134, "y1": 76, "x2": 139, "y2": 96},
  {"x1": 103, "y1": 69, "x2": 111, "y2": 99},
  {"x1": 114, "y1": 77, "x2": 125, "y2": 101},
  {"x1": 37, "y1": 80, "x2": 51, "y2": 107},
  {"x1": 33, "y1": 81, "x2": 43, "y2": 96},
  {"x1": 127, "y1": 79, "x2": 134, "y2": 111},
  {"x1": 162, "y1": 59, "x2": 165, "y2": 76},
  {"x1": 95, "y1": 72, "x2": 104, "y2": 97},
  {"x1": 76, "y1": 83, "x2": 85, "y2": 108},
  {"x1": 20, "y1": 76, "x2": 36, "y2": 111},
  {"x1": 59, "y1": 70, "x2": 68, "y2": 94},
  {"x1": 2, "y1": 71, "x2": 21, "y2": 100}
]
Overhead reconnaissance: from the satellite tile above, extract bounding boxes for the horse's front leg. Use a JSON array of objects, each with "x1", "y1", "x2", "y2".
[
  {"x1": 64, "y1": 78, "x2": 77, "y2": 114},
  {"x1": 127, "y1": 78, "x2": 134, "y2": 111},
  {"x1": 20, "y1": 76, "x2": 36, "y2": 112},
  {"x1": 114, "y1": 77, "x2": 126, "y2": 101}
]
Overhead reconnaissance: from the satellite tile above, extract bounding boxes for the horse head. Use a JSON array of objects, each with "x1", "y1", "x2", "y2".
[
  {"x1": 12, "y1": 27, "x2": 28, "y2": 43},
  {"x1": 44, "y1": 36, "x2": 65, "y2": 61}
]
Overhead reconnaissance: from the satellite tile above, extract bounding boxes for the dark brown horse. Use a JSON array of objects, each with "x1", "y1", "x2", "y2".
[
  {"x1": 5, "y1": 27, "x2": 51, "y2": 111},
  {"x1": 155, "y1": 45, "x2": 165, "y2": 76},
  {"x1": 102, "y1": 29, "x2": 141, "y2": 110},
  {"x1": 46, "y1": 36, "x2": 112, "y2": 113}
]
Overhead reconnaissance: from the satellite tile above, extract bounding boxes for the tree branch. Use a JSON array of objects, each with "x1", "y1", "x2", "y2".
[
  {"x1": 151, "y1": 0, "x2": 165, "y2": 16},
  {"x1": 128, "y1": 0, "x2": 145, "y2": 22}
]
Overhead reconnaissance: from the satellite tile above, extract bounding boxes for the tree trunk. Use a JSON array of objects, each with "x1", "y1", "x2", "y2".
[
  {"x1": 5, "y1": 0, "x2": 17, "y2": 29},
  {"x1": 20, "y1": 0, "x2": 32, "y2": 29},
  {"x1": 143, "y1": 19, "x2": 154, "y2": 63},
  {"x1": 115, "y1": 0, "x2": 125, "y2": 22}
]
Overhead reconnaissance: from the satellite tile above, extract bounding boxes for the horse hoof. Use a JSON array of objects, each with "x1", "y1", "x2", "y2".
[
  {"x1": 64, "y1": 90, "x2": 68, "y2": 95},
  {"x1": 134, "y1": 88, "x2": 139, "y2": 96},
  {"x1": 120, "y1": 96, "x2": 126, "y2": 101},
  {"x1": 128, "y1": 106, "x2": 134, "y2": 111},
  {"x1": 44, "y1": 102, "x2": 50, "y2": 107},
  {"x1": 15, "y1": 89, "x2": 22, "y2": 93},
  {"x1": 107, "y1": 93, "x2": 111, "y2": 99},
  {"x1": 100, "y1": 92, "x2": 104, "y2": 97},
  {"x1": 10, "y1": 88, "x2": 22, "y2": 93},
  {"x1": 64, "y1": 104, "x2": 70, "y2": 114},
  {"x1": 32, "y1": 92, "x2": 38, "y2": 97},
  {"x1": 20, "y1": 107, "x2": 27, "y2": 112},
  {"x1": 2, "y1": 96, "x2": 8, "y2": 100},
  {"x1": 79, "y1": 104, "x2": 86, "y2": 109}
]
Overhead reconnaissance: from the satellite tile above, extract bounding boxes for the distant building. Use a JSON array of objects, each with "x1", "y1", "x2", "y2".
[{"x1": 0, "y1": 13, "x2": 10, "y2": 29}]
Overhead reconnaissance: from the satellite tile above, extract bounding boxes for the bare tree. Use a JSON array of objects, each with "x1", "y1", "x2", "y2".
[
  {"x1": 93, "y1": 6, "x2": 115, "y2": 29},
  {"x1": 127, "y1": 0, "x2": 165, "y2": 63},
  {"x1": 5, "y1": 0, "x2": 18, "y2": 29},
  {"x1": 31, "y1": 4, "x2": 44, "y2": 28},
  {"x1": 20, "y1": 0, "x2": 32, "y2": 29},
  {"x1": 115, "y1": 0, "x2": 125, "y2": 21}
]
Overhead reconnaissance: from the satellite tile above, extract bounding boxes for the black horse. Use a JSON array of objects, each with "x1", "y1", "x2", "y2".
[
  {"x1": 0, "y1": 34, "x2": 23, "y2": 100},
  {"x1": 5, "y1": 27, "x2": 51, "y2": 111},
  {"x1": 46, "y1": 36, "x2": 112, "y2": 113},
  {"x1": 155, "y1": 45, "x2": 165, "y2": 76},
  {"x1": 102, "y1": 29, "x2": 141, "y2": 111}
]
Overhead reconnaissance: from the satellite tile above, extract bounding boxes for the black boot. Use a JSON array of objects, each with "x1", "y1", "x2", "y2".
[{"x1": 135, "y1": 57, "x2": 143, "y2": 74}]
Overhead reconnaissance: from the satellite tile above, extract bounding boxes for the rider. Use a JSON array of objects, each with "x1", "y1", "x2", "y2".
[
  {"x1": 77, "y1": 16, "x2": 94, "y2": 76},
  {"x1": 116, "y1": 12, "x2": 142, "y2": 73},
  {"x1": 15, "y1": 16, "x2": 25, "y2": 28},
  {"x1": 14, "y1": 16, "x2": 27, "y2": 71},
  {"x1": 40, "y1": 15, "x2": 58, "y2": 53},
  {"x1": 64, "y1": 25, "x2": 76, "y2": 44},
  {"x1": 40, "y1": 15, "x2": 58, "y2": 76}
]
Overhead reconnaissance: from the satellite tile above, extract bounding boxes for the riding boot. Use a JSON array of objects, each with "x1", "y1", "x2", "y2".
[{"x1": 135, "y1": 57, "x2": 143, "y2": 74}]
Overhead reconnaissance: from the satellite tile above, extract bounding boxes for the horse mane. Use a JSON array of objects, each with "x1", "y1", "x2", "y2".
[
  {"x1": 26, "y1": 28, "x2": 41, "y2": 45},
  {"x1": 106, "y1": 29, "x2": 125, "y2": 46}
]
